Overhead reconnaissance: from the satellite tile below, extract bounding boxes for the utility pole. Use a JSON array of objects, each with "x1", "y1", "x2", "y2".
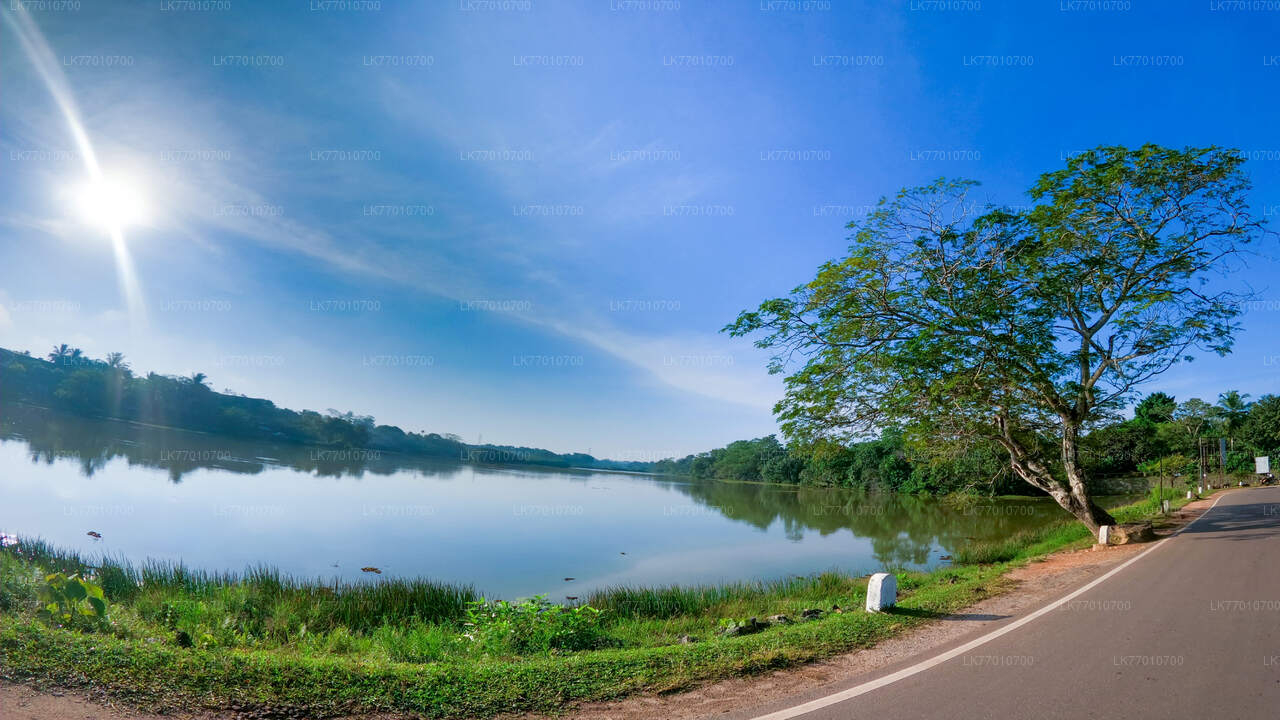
[
  {"x1": 1159, "y1": 456, "x2": 1166, "y2": 515},
  {"x1": 1219, "y1": 436, "x2": 1228, "y2": 486},
  {"x1": 1199, "y1": 438, "x2": 1208, "y2": 490}
]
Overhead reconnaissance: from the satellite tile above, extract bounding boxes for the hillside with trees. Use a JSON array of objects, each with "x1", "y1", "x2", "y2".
[{"x1": 0, "y1": 346, "x2": 651, "y2": 472}]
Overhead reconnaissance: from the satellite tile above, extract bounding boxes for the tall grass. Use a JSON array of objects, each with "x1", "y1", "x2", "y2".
[
  {"x1": 1112, "y1": 485, "x2": 1185, "y2": 521},
  {"x1": 949, "y1": 524, "x2": 1068, "y2": 565},
  {"x1": 3, "y1": 539, "x2": 476, "y2": 634},
  {"x1": 588, "y1": 572, "x2": 863, "y2": 619}
]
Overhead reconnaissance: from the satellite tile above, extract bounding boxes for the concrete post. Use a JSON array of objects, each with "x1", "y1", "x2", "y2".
[
  {"x1": 1187, "y1": 490, "x2": 1193, "y2": 499},
  {"x1": 1197, "y1": 486, "x2": 1204, "y2": 495},
  {"x1": 1161, "y1": 499, "x2": 1170, "y2": 514},
  {"x1": 1098, "y1": 525, "x2": 1111, "y2": 545},
  {"x1": 866, "y1": 573, "x2": 897, "y2": 612}
]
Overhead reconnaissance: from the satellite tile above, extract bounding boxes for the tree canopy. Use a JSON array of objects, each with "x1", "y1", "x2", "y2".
[{"x1": 727, "y1": 145, "x2": 1267, "y2": 531}]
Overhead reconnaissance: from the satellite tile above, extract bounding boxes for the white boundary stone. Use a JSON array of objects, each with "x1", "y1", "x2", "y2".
[
  {"x1": 1098, "y1": 525, "x2": 1111, "y2": 545},
  {"x1": 866, "y1": 573, "x2": 896, "y2": 612}
]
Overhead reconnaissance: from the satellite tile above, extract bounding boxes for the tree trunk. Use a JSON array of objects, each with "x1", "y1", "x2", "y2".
[
  {"x1": 1060, "y1": 421, "x2": 1116, "y2": 533},
  {"x1": 995, "y1": 415, "x2": 1116, "y2": 534},
  {"x1": 1054, "y1": 484, "x2": 1116, "y2": 534}
]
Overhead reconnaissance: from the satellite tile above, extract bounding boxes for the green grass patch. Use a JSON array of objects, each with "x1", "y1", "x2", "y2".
[{"x1": 950, "y1": 485, "x2": 1204, "y2": 565}]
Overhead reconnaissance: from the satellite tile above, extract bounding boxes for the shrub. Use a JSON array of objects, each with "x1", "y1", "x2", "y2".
[
  {"x1": 1138, "y1": 454, "x2": 1198, "y2": 485},
  {"x1": 464, "y1": 595, "x2": 605, "y2": 656},
  {"x1": 0, "y1": 556, "x2": 37, "y2": 611},
  {"x1": 36, "y1": 572, "x2": 108, "y2": 629}
]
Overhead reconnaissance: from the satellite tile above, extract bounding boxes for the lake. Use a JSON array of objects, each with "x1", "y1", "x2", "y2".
[{"x1": 0, "y1": 404, "x2": 1108, "y2": 600}]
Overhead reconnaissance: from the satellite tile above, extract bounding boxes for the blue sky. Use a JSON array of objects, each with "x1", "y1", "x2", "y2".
[{"x1": 1, "y1": 0, "x2": 1277, "y2": 458}]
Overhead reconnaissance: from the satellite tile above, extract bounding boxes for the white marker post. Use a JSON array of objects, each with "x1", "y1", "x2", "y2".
[
  {"x1": 1098, "y1": 525, "x2": 1111, "y2": 545},
  {"x1": 1187, "y1": 490, "x2": 1193, "y2": 500},
  {"x1": 866, "y1": 573, "x2": 896, "y2": 613}
]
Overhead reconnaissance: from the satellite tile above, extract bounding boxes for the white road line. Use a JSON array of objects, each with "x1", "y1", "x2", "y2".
[{"x1": 748, "y1": 491, "x2": 1234, "y2": 720}]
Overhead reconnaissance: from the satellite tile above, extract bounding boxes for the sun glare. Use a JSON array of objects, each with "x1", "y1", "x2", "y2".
[{"x1": 72, "y1": 174, "x2": 148, "y2": 231}]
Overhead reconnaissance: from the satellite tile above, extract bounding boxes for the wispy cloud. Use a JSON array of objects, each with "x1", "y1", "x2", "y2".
[{"x1": 0, "y1": 16, "x2": 779, "y2": 413}]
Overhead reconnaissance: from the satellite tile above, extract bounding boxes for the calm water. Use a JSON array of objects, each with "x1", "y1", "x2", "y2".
[{"x1": 1, "y1": 405, "x2": 1097, "y2": 600}]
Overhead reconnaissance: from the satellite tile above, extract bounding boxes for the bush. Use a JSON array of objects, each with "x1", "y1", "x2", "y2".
[
  {"x1": 0, "y1": 556, "x2": 36, "y2": 612},
  {"x1": 36, "y1": 572, "x2": 108, "y2": 629},
  {"x1": 464, "y1": 595, "x2": 605, "y2": 656},
  {"x1": 1138, "y1": 454, "x2": 1197, "y2": 484},
  {"x1": 760, "y1": 453, "x2": 805, "y2": 484}
]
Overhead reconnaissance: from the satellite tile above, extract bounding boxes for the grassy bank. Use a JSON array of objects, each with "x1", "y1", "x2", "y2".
[
  {"x1": 951, "y1": 485, "x2": 1196, "y2": 565},
  {"x1": 0, "y1": 486, "x2": 1212, "y2": 718}
]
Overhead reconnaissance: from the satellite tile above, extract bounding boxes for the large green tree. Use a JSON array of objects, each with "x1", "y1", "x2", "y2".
[
  {"x1": 1174, "y1": 398, "x2": 1215, "y2": 442},
  {"x1": 1213, "y1": 390, "x2": 1252, "y2": 447},
  {"x1": 727, "y1": 145, "x2": 1266, "y2": 532},
  {"x1": 1242, "y1": 395, "x2": 1280, "y2": 456},
  {"x1": 1134, "y1": 392, "x2": 1177, "y2": 425}
]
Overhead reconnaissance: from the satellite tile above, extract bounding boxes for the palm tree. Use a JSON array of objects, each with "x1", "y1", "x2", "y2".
[
  {"x1": 1214, "y1": 390, "x2": 1252, "y2": 448},
  {"x1": 187, "y1": 372, "x2": 209, "y2": 390},
  {"x1": 68, "y1": 348, "x2": 84, "y2": 366},
  {"x1": 47, "y1": 344, "x2": 72, "y2": 364},
  {"x1": 105, "y1": 352, "x2": 130, "y2": 371}
]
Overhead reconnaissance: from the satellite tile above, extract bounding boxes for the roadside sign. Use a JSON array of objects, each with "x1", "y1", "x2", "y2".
[{"x1": 1256, "y1": 456, "x2": 1270, "y2": 474}]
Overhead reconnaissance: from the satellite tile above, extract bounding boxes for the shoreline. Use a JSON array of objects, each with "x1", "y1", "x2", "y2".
[{"x1": 0, "y1": 486, "x2": 1232, "y2": 719}]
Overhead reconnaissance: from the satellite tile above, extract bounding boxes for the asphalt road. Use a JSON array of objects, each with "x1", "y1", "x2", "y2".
[{"x1": 735, "y1": 487, "x2": 1280, "y2": 720}]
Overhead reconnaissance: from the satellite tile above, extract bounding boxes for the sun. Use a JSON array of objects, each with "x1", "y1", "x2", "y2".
[{"x1": 72, "y1": 174, "x2": 148, "y2": 231}]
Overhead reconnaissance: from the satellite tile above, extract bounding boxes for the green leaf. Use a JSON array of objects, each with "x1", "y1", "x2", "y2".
[{"x1": 63, "y1": 578, "x2": 87, "y2": 601}]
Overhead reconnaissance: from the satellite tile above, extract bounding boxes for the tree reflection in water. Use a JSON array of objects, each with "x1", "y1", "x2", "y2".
[{"x1": 1, "y1": 403, "x2": 1133, "y2": 569}]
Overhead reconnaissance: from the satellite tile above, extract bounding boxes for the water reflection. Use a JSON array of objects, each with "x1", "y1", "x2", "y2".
[
  {"x1": 2, "y1": 403, "x2": 460, "y2": 482},
  {"x1": 0, "y1": 403, "x2": 1104, "y2": 598},
  {"x1": 674, "y1": 479, "x2": 1063, "y2": 567}
]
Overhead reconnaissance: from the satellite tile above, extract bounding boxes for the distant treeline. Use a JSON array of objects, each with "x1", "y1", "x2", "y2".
[
  {"x1": 6, "y1": 346, "x2": 1277, "y2": 493},
  {"x1": 649, "y1": 432, "x2": 1024, "y2": 494},
  {"x1": 650, "y1": 392, "x2": 1280, "y2": 495},
  {"x1": 0, "y1": 346, "x2": 651, "y2": 473}
]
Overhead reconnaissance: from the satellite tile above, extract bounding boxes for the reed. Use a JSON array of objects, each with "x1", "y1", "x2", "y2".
[
  {"x1": 2, "y1": 539, "x2": 476, "y2": 633},
  {"x1": 588, "y1": 571, "x2": 864, "y2": 619}
]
